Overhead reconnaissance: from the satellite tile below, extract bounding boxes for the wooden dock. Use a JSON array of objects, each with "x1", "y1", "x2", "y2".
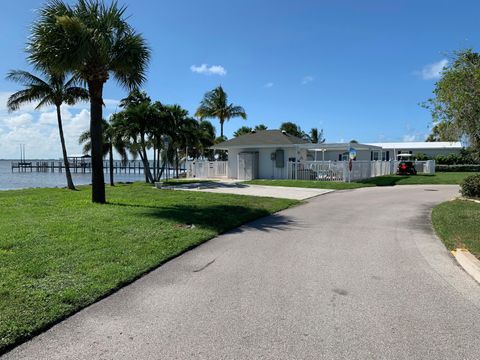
[{"x1": 11, "y1": 160, "x2": 184, "y2": 175}]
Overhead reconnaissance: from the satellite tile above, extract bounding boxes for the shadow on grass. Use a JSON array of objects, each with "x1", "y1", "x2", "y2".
[
  {"x1": 109, "y1": 202, "x2": 295, "y2": 233},
  {"x1": 356, "y1": 174, "x2": 434, "y2": 186}
]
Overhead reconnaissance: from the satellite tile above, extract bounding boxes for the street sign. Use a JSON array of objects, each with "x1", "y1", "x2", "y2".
[{"x1": 348, "y1": 147, "x2": 357, "y2": 160}]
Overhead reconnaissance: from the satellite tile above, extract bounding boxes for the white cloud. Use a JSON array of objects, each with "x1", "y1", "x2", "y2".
[
  {"x1": 2, "y1": 113, "x2": 34, "y2": 128},
  {"x1": 264, "y1": 82, "x2": 274, "y2": 88},
  {"x1": 402, "y1": 134, "x2": 417, "y2": 142},
  {"x1": 418, "y1": 59, "x2": 448, "y2": 80},
  {"x1": 190, "y1": 64, "x2": 227, "y2": 76},
  {"x1": 301, "y1": 75, "x2": 314, "y2": 85}
]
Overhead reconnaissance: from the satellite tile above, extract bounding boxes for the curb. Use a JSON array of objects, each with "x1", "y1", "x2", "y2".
[{"x1": 451, "y1": 248, "x2": 480, "y2": 284}]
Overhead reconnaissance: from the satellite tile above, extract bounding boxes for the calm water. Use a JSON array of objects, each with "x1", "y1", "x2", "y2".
[{"x1": 0, "y1": 160, "x2": 162, "y2": 191}]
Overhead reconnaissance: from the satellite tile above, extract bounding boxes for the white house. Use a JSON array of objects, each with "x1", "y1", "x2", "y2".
[
  {"x1": 188, "y1": 131, "x2": 454, "y2": 181},
  {"x1": 210, "y1": 130, "x2": 382, "y2": 180}
]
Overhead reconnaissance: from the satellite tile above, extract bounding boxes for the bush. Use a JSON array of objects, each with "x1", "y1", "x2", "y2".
[
  {"x1": 436, "y1": 164, "x2": 480, "y2": 172},
  {"x1": 435, "y1": 148, "x2": 480, "y2": 165},
  {"x1": 461, "y1": 174, "x2": 480, "y2": 198}
]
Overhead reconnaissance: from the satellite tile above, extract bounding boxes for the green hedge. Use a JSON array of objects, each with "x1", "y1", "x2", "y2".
[
  {"x1": 461, "y1": 174, "x2": 480, "y2": 198},
  {"x1": 436, "y1": 165, "x2": 480, "y2": 172}
]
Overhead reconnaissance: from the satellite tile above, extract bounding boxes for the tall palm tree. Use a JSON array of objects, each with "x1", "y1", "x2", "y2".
[
  {"x1": 78, "y1": 119, "x2": 128, "y2": 186},
  {"x1": 117, "y1": 97, "x2": 157, "y2": 183},
  {"x1": 309, "y1": 128, "x2": 325, "y2": 144},
  {"x1": 192, "y1": 120, "x2": 216, "y2": 159},
  {"x1": 195, "y1": 86, "x2": 247, "y2": 138},
  {"x1": 28, "y1": 0, "x2": 150, "y2": 203},
  {"x1": 6, "y1": 70, "x2": 88, "y2": 190}
]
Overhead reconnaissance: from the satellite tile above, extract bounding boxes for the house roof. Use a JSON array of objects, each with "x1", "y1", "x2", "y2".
[
  {"x1": 365, "y1": 141, "x2": 462, "y2": 150},
  {"x1": 304, "y1": 143, "x2": 382, "y2": 151},
  {"x1": 212, "y1": 130, "x2": 309, "y2": 149}
]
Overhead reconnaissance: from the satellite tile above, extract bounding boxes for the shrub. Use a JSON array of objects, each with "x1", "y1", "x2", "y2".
[
  {"x1": 436, "y1": 165, "x2": 480, "y2": 172},
  {"x1": 460, "y1": 174, "x2": 480, "y2": 198}
]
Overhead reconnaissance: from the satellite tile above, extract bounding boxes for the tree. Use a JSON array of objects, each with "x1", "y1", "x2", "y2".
[
  {"x1": 193, "y1": 120, "x2": 216, "y2": 159},
  {"x1": 309, "y1": 128, "x2": 325, "y2": 144},
  {"x1": 233, "y1": 126, "x2": 253, "y2": 137},
  {"x1": 164, "y1": 104, "x2": 198, "y2": 178},
  {"x1": 426, "y1": 121, "x2": 461, "y2": 142},
  {"x1": 195, "y1": 86, "x2": 247, "y2": 138},
  {"x1": 28, "y1": 0, "x2": 150, "y2": 203},
  {"x1": 280, "y1": 122, "x2": 306, "y2": 139},
  {"x1": 6, "y1": 70, "x2": 88, "y2": 190},
  {"x1": 424, "y1": 49, "x2": 480, "y2": 154},
  {"x1": 113, "y1": 92, "x2": 157, "y2": 184},
  {"x1": 349, "y1": 139, "x2": 359, "y2": 144},
  {"x1": 78, "y1": 119, "x2": 128, "y2": 186},
  {"x1": 254, "y1": 124, "x2": 268, "y2": 131}
]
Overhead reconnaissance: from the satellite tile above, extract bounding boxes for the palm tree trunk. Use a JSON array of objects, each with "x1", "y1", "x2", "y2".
[
  {"x1": 140, "y1": 134, "x2": 154, "y2": 183},
  {"x1": 220, "y1": 119, "x2": 224, "y2": 138},
  {"x1": 153, "y1": 144, "x2": 156, "y2": 179},
  {"x1": 55, "y1": 105, "x2": 75, "y2": 190},
  {"x1": 156, "y1": 146, "x2": 161, "y2": 181},
  {"x1": 88, "y1": 81, "x2": 106, "y2": 204},
  {"x1": 109, "y1": 143, "x2": 114, "y2": 186},
  {"x1": 175, "y1": 150, "x2": 179, "y2": 178}
]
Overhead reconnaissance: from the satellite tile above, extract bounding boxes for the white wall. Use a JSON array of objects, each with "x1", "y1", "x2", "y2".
[{"x1": 226, "y1": 146, "x2": 307, "y2": 179}]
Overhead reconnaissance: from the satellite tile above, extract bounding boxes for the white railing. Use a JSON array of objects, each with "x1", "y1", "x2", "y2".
[
  {"x1": 288, "y1": 161, "x2": 345, "y2": 181},
  {"x1": 186, "y1": 160, "x2": 228, "y2": 178},
  {"x1": 288, "y1": 160, "x2": 436, "y2": 182}
]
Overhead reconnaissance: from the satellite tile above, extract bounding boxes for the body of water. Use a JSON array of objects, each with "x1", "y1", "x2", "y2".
[{"x1": 0, "y1": 160, "x2": 174, "y2": 191}]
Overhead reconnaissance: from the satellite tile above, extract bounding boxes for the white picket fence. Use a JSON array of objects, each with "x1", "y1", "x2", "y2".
[
  {"x1": 186, "y1": 159, "x2": 435, "y2": 182},
  {"x1": 186, "y1": 160, "x2": 228, "y2": 178},
  {"x1": 288, "y1": 160, "x2": 435, "y2": 182}
]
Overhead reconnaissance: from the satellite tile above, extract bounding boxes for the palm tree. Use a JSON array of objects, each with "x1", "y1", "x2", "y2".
[
  {"x1": 193, "y1": 120, "x2": 216, "y2": 159},
  {"x1": 78, "y1": 119, "x2": 128, "y2": 186},
  {"x1": 234, "y1": 126, "x2": 253, "y2": 137},
  {"x1": 116, "y1": 95, "x2": 157, "y2": 184},
  {"x1": 309, "y1": 128, "x2": 325, "y2": 144},
  {"x1": 195, "y1": 86, "x2": 247, "y2": 138},
  {"x1": 28, "y1": 0, "x2": 150, "y2": 203},
  {"x1": 6, "y1": 70, "x2": 88, "y2": 190},
  {"x1": 255, "y1": 124, "x2": 268, "y2": 131}
]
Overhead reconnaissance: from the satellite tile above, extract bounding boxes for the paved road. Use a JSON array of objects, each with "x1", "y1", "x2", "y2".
[{"x1": 3, "y1": 185, "x2": 480, "y2": 360}]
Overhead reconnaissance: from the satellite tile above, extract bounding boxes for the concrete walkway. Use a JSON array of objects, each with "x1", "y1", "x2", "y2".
[
  {"x1": 3, "y1": 185, "x2": 480, "y2": 360},
  {"x1": 166, "y1": 181, "x2": 333, "y2": 200}
]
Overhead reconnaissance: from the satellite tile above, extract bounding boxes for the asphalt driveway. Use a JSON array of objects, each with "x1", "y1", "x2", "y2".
[{"x1": 3, "y1": 185, "x2": 480, "y2": 360}]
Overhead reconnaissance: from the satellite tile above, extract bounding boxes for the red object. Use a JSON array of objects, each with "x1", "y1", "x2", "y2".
[{"x1": 349, "y1": 159, "x2": 353, "y2": 171}]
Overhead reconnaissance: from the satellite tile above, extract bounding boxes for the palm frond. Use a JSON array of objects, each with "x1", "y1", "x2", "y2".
[
  {"x1": 6, "y1": 88, "x2": 50, "y2": 111},
  {"x1": 6, "y1": 70, "x2": 49, "y2": 88}
]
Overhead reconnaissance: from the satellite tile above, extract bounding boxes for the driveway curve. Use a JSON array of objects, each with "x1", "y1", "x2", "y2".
[{"x1": 3, "y1": 185, "x2": 480, "y2": 360}]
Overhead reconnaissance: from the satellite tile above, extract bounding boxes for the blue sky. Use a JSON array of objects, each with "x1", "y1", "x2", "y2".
[{"x1": 0, "y1": 0, "x2": 479, "y2": 158}]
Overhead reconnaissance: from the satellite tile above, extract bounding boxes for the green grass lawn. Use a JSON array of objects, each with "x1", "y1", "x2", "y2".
[
  {"x1": 358, "y1": 172, "x2": 476, "y2": 186},
  {"x1": 245, "y1": 172, "x2": 476, "y2": 189},
  {"x1": 0, "y1": 183, "x2": 297, "y2": 353},
  {"x1": 432, "y1": 200, "x2": 480, "y2": 259}
]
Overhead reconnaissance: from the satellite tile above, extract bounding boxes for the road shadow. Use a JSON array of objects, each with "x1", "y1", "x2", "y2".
[{"x1": 108, "y1": 202, "x2": 294, "y2": 234}]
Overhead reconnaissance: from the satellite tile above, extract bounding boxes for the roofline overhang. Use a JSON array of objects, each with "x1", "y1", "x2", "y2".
[{"x1": 210, "y1": 143, "x2": 383, "y2": 151}]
